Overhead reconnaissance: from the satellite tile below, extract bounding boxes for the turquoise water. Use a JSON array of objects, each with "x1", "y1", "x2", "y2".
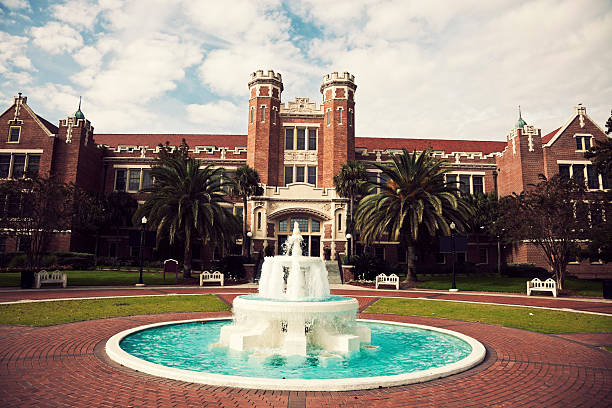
[{"x1": 120, "y1": 320, "x2": 472, "y2": 379}]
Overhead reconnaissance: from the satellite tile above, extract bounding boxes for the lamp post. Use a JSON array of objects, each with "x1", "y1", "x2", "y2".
[
  {"x1": 450, "y1": 222, "x2": 457, "y2": 292},
  {"x1": 137, "y1": 216, "x2": 147, "y2": 286},
  {"x1": 345, "y1": 233, "x2": 352, "y2": 261},
  {"x1": 246, "y1": 231, "x2": 252, "y2": 263}
]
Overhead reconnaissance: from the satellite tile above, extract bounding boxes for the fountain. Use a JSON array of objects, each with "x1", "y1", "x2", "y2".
[
  {"x1": 105, "y1": 222, "x2": 486, "y2": 391},
  {"x1": 218, "y1": 222, "x2": 370, "y2": 355}
]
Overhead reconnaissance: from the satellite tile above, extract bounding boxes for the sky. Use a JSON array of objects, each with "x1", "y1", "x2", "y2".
[{"x1": 0, "y1": 0, "x2": 611, "y2": 141}]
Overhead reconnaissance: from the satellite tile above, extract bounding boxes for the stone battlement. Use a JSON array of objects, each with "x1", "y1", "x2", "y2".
[
  {"x1": 322, "y1": 72, "x2": 355, "y2": 85},
  {"x1": 250, "y1": 69, "x2": 283, "y2": 83}
]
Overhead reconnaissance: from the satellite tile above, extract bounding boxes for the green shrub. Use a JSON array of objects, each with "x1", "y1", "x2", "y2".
[
  {"x1": 41, "y1": 255, "x2": 57, "y2": 267},
  {"x1": 8, "y1": 254, "x2": 27, "y2": 268},
  {"x1": 351, "y1": 253, "x2": 393, "y2": 281},
  {"x1": 502, "y1": 263, "x2": 549, "y2": 278},
  {"x1": 212, "y1": 255, "x2": 246, "y2": 280}
]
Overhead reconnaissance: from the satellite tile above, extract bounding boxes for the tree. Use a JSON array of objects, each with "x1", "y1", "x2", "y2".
[
  {"x1": 584, "y1": 109, "x2": 612, "y2": 174},
  {"x1": 229, "y1": 165, "x2": 262, "y2": 258},
  {"x1": 73, "y1": 189, "x2": 108, "y2": 267},
  {"x1": 580, "y1": 190, "x2": 612, "y2": 264},
  {"x1": 497, "y1": 175, "x2": 587, "y2": 290},
  {"x1": 333, "y1": 161, "x2": 369, "y2": 256},
  {"x1": 135, "y1": 141, "x2": 240, "y2": 278},
  {"x1": 0, "y1": 176, "x2": 74, "y2": 270},
  {"x1": 354, "y1": 149, "x2": 472, "y2": 285}
]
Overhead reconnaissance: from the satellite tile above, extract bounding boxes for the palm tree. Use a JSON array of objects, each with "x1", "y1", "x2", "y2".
[
  {"x1": 333, "y1": 161, "x2": 369, "y2": 257},
  {"x1": 354, "y1": 149, "x2": 472, "y2": 286},
  {"x1": 136, "y1": 153, "x2": 240, "y2": 278},
  {"x1": 229, "y1": 165, "x2": 262, "y2": 258}
]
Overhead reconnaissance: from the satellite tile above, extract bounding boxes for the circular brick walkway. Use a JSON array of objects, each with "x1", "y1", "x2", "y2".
[{"x1": 0, "y1": 288, "x2": 611, "y2": 407}]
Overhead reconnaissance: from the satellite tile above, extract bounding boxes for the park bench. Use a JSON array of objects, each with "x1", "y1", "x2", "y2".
[
  {"x1": 200, "y1": 270, "x2": 224, "y2": 286},
  {"x1": 526, "y1": 278, "x2": 557, "y2": 297},
  {"x1": 375, "y1": 273, "x2": 399, "y2": 290},
  {"x1": 35, "y1": 270, "x2": 67, "y2": 288}
]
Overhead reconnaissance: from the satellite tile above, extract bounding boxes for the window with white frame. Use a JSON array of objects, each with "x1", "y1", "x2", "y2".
[
  {"x1": 558, "y1": 162, "x2": 609, "y2": 190},
  {"x1": 337, "y1": 107, "x2": 343, "y2": 124},
  {"x1": 284, "y1": 165, "x2": 317, "y2": 186},
  {"x1": 260, "y1": 105, "x2": 266, "y2": 122},
  {"x1": 575, "y1": 134, "x2": 592, "y2": 151},
  {"x1": 445, "y1": 173, "x2": 485, "y2": 195},
  {"x1": 0, "y1": 153, "x2": 41, "y2": 179},
  {"x1": 8, "y1": 126, "x2": 20, "y2": 143},
  {"x1": 284, "y1": 127, "x2": 317, "y2": 151},
  {"x1": 326, "y1": 109, "x2": 331, "y2": 125},
  {"x1": 114, "y1": 168, "x2": 153, "y2": 192}
]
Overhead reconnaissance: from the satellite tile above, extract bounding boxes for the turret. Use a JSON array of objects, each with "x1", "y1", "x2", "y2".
[
  {"x1": 246, "y1": 70, "x2": 283, "y2": 185},
  {"x1": 320, "y1": 72, "x2": 357, "y2": 188}
]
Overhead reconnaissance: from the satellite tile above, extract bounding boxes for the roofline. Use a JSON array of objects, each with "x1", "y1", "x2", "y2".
[{"x1": 543, "y1": 109, "x2": 607, "y2": 148}]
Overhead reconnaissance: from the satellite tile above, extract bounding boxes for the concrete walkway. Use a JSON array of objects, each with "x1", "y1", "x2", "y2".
[{"x1": 0, "y1": 286, "x2": 611, "y2": 407}]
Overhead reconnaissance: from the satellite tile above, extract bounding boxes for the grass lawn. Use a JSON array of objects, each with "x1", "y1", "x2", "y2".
[
  {"x1": 0, "y1": 294, "x2": 229, "y2": 326},
  {"x1": 0, "y1": 270, "x2": 197, "y2": 287},
  {"x1": 365, "y1": 298, "x2": 612, "y2": 334},
  {"x1": 412, "y1": 274, "x2": 603, "y2": 297}
]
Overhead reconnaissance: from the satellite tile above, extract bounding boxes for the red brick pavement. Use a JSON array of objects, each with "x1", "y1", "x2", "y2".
[{"x1": 0, "y1": 309, "x2": 611, "y2": 407}]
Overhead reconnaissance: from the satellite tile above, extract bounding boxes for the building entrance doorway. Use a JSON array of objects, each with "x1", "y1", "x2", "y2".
[{"x1": 276, "y1": 216, "x2": 322, "y2": 257}]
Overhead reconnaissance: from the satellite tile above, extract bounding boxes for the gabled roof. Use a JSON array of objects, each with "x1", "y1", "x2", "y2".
[
  {"x1": 95, "y1": 134, "x2": 248, "y2": 149},
  {"x1": 541, "y1": 127, "x2": 561, "y2": 144},
  {"x1": 543, "y1": 108, "x2": 607, "y2": 147},
  {"x1": 355, "y1": 137, "x2": 506, "y2": 155},
  {"x1": 0, "y1": 98, "x2": 58, "y2": 136}
]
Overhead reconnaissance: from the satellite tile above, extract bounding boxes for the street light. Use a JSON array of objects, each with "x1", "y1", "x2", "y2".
[
  {"x1": 246, "y1": 231, "x2": 253, "y2": 263},
  {"x1": 345, "y1": 233, "x2": 352, "y2": 261},
  {"x1": 137, "y1": 216, "x2": 147, "y2": 286},
  {"x1": 450, "y1": 222, "x2": 457, "y2": 292}
]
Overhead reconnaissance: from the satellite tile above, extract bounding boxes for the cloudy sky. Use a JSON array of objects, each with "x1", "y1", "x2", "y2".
[{"x1": 0, "y1": 0, "x2": 611, "y2": 141}]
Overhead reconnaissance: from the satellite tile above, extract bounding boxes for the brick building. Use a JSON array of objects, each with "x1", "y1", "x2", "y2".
[{"x1": 0, "y1": 70, "x2": 610, "y2": 276}]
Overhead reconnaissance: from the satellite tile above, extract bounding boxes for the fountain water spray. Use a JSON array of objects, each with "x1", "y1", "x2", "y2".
[{"x1": 217, "y1": 222, "x2": 370, "y2": 355}]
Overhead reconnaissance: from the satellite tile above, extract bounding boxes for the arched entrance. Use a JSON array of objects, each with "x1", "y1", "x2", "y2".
[{"x1": 277, "y1": 216, "x2": 322, "y2": 257}]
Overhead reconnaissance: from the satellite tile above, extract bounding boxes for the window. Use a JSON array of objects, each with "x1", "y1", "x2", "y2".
[
  {"x1": 0, "y1": 155, "x2": 10, "y2": 178},
  {"x1": 115, "y1": 169, "x2": 127, "y2": 191},
  {"x1": 296, "y1": 166, "x2": 305, "y2": 182},
  {"x1": 472, "y1": 176, "x2": 484, "y2": 195},
  {"x1": 0, "y1": 153, "x2": 42, "y2": 179},
  {"x1": 308, "y1": 129, "x2": 317, "y2": 150},
  {"x1": 374, "y1": 246, "x2": 384, "y2": 259},
  {"x1": 338, "y1": 107, "x2": 343, "y2": 124},
  {"x1": 348, "y1": 109, "x2": 352, "y2": 127},
  {"x1": 142, "y1": 169, "x2": 152, "y2": 189},
  {"x1": 558, "y1": 163, "x2": 608, "y2": 190},
  {"x1": 459, "y1": 175, "x2": 470, "y2": 196},
  {"x1": 26, "y1": 155, "x2": 40, "y2": 177},
  {"x1": 279, "y1": 219, "x2": 288, "y2": 232},
  {"x1": 272, "y1": 108, "x2": 276, "y2": 125},
  {"x1": 575, "y1": 135, "x2": 592, "y2": 151},
  {"x1": 296, "y1": 129, "x2": 305, "y2": 150},
  {"x1": 308, "y1": 166, "x2": 317, "y2": 185},
  {"x1": 446, "y1": 174, "x2": 457, "y2": 188},
  {"x1": 478, "y1": 247, "x2": 488, "y2": 264},
  {"x1": 260, "y1": 105, "x2": 266, "y2": 122},
  {"x1": 327, "y1": 109, "x2": 331, "y2": 125},
  {"x1": 235, "y1": 206, "x2": 243, "y2": 220},
  {"x1": 18, "y1": 236, "x2": 30, "y2": 252},
  {"x1": 257, "y1": 212, "x2": 262, "y2": 230},
  {"x1": 337, "y1": 213, "x2": 342, "y2": 230},
  {"x1": 128, "y1": 169, "x2": 141, "y2": 191},
  {"x1": 292, "y1": 217, "x2": 308, "y2": 232},
  {"x1": 284, "y1": 166, "x2": 293, "y2": 185},
  {"x1": 8, "y1": 126, "x2": 20, "y2": 142},
  {"x1": 285, "y1": 128, "x2": 294, "y2": 150},
  {"x1": 311, "y1": 219, "x2": 320, "y2": 232},
  {"x1": 250, "y1": 107, "x2": 254, "y2": 124}
]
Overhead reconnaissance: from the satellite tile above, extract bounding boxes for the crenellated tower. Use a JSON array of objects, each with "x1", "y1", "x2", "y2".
[
  {"x1": 247, "y1": 70, "x2": 283, "y2": 185},
  {"x1": 320, "y1": 72, "x2": 357, "y2": 188}
]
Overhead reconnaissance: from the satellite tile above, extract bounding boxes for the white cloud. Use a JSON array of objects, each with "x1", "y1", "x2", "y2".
[
  {"x1": 73, "y1": 45, "x2": 103, "y2": 67},
  {"x1": 30, "y1": 22, "x2": 83, "y2": 54},
  {"x1": 0, "y1": 32, "x2": 34, "y2": 74},
  {"x1": 51, "y1": 0, "x2": 101, "y2": 28},
  {"x1": 0, "y1": 0, "x2": 30, "y2": 10},
  {"x1": 187, "y1": 100, "x2": 243, "y2": 132},
  {"x1": 3, "y1": 70, "x2": 32, "y2": 84}
]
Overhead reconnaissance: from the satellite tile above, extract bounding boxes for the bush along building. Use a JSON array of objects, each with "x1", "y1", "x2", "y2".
[{"x1": 0, "y1": 70, "x2": 610, "y2": 279}]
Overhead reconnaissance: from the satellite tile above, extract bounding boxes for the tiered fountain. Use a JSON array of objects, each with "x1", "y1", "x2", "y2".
[
  {"x1": 218, "y1": 222, "x2": 370, "y2": 356},
  {"x1": 106, "y1": 222, "x2": 486, "y2": 391}
]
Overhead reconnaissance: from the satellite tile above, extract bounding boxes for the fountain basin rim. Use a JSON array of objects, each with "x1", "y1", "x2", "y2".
[
  {"x1": 105, "y1": 317, "x2": 486, "y2": 391},
  {"x1": 233, "y1": 295, "x2": 358, "y2": 312}
]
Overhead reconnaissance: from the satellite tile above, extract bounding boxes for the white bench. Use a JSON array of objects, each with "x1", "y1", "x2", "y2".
[
  {"x1": 375, "y1": 273, "x2": 399, "y2": 290},
  {"x1": 35, "y1": 270, "x2": 67, "y2": 288},
  {"x1": 200, "y1": 270, "x2": 224, "y2": 286},
  {"x1": 527, "y1": 278, "x2": 557, "y2": 297}
]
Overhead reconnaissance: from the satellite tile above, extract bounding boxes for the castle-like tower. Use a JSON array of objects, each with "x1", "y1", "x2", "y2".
[
  {"x1": 320, "y1": 72, "x2": 356, "y2": 188},
  {"x1": 246, "y1": 70, "x2": 283, "y2": 185}
]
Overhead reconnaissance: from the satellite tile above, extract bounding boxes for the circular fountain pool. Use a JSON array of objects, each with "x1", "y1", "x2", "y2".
[{"x1": 106, "y1": 318, "x2": 485, "y2": 391}]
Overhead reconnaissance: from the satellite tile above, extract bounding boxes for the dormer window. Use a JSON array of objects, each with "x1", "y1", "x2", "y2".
[
  {"x1": 8, "y1": 126, "x2": 20, "y2": 143},
  {"x1": 575, "y1": 134, "x2": 592, "y2": 151}
]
